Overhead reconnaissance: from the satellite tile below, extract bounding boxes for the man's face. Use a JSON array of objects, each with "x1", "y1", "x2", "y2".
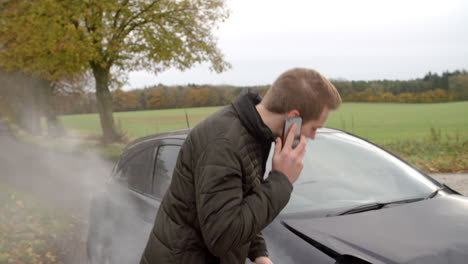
[{"x1": 301, "y1": 107, "x2": 330, "y2": 140}]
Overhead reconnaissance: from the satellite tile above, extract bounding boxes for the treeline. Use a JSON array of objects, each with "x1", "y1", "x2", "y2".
[
  {"x1": 334, "y1": 70, "x2": 468, "y2": 103},
  {"x1": 54, "y1": 85, "x2": 269, "y2": 114},
  {"x1": 52, "y1": 70, "x2": 468, "y2": 115}
]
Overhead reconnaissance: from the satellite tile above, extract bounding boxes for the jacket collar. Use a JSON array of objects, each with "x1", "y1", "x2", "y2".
[{"x1": 232, "y1": 89, "x2": 275, "y2": 145}]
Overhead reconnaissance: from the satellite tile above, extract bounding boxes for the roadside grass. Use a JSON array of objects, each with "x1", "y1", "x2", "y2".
[
  {"x1": 382, "y1": 136, "x2": 468, "y2": 173},
  {"x1": 0, "y1": 184, "x2": 76, "y2": 264}
]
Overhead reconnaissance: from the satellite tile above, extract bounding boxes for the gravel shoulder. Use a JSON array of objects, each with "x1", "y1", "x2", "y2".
[{"x1": 430, "y1": 173, "x2": 468, "y2": 196}]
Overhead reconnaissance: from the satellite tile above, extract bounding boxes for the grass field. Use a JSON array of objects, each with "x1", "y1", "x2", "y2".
[
  {"x1": 59, "y1": 101, "x2": 468, "y2": 143},
  {"x1": 60, "y1": 106, "x2": 221, "y2": 139},
  {"x1": 55, "y1": 101, "x2": 468, "y2": 173},
  {"x1": 328, "y1": 101, "x2": 468, "y2": 143}
]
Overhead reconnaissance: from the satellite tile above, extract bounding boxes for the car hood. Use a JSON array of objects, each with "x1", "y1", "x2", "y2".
[{"x1": 281, "y1": 195, "x2": 468, "y2": 264}]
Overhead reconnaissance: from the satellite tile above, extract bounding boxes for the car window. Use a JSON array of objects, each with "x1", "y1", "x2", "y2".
[
  {"x1": 152, "y1": 145, "x2": 180, "y2": 198},
  {"x1": 119, "y1": 147, "x2": 156, "y2": 194},
  {"x1": 264, "y1": 132, "x2": 439, "y2": 215}
]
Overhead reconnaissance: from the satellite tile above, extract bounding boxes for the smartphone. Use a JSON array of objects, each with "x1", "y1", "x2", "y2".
[{"x1": 283, "y1": 116, "x2": 302, "y2": 149}]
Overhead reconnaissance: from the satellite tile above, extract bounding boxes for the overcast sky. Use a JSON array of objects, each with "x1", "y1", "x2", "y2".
[{"x1": 123, "y1": 0, "x2": 468, "y2": 90}]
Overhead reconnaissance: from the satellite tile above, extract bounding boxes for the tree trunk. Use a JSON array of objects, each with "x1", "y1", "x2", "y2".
[
  {"x1": 17, "y1": 74, "x2": 42, "y2": 135},
  {"x1": 91, "y1": 64, "x2": 120, "y2": 143},
  {"x1": 41, "y1": 80, "x2": 66, "y2": 137}
]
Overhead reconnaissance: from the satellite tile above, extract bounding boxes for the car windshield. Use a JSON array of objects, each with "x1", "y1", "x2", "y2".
[{"x1": 265, "y1": 131, "x2": 439, "y2": 216}]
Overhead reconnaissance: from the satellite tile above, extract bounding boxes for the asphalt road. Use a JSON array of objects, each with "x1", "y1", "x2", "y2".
[{"x1": 431, "y1": 173, "x2": 468, "y2": 196}]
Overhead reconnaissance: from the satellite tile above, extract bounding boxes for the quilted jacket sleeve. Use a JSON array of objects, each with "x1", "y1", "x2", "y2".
[
  {"x1": 248, "y1": 232, "x2": 268, "y2": 261},
  {"x1": 195, "y1": 138, "x2": 292, "y2": 257}
]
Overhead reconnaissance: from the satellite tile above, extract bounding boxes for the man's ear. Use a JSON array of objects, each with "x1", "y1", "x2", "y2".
[{"x1": 286, "y1": 109, "x2": 300, "y2": 118}]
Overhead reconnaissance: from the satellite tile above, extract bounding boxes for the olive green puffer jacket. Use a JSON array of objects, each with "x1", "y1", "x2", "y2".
[{"x1": 140, "y1": 90, "x2": 293, "y2": 264}]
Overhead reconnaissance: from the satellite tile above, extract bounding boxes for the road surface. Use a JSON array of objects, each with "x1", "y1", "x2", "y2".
[{"x1": 431, "y1": 173, "x2": 468, "y2": 196}]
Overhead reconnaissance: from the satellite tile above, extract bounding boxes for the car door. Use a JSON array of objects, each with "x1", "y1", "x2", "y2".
[
  {"x1": 117, "y1": 139, "x2": 181, "y2": 260},
  {"x1": 118, "y1": 144, "x2": 160, "y2": 224},
  {"x1": 151, "y1": 140, "x2": 182, "y2": 200},
  {"x1": 97, "y1": 144, "x2": 159, "y2": 264},
  {"x1": 117, "y1": 138, "x2": 182, "y2": 225}
]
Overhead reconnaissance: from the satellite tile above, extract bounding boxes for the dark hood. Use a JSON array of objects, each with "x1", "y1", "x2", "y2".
[{"x1": 282, "y1": 195, "x2": 468, "y2": 264}]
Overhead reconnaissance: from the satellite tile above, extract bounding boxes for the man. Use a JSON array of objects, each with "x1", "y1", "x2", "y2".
[{"x1": 140, "y1": 68, "x2": 342, "y2": 264}]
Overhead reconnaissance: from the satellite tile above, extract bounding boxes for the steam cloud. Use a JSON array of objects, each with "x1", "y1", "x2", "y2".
[{"x1": 0, "y1": 121, "x2": 113, "y2": 263}]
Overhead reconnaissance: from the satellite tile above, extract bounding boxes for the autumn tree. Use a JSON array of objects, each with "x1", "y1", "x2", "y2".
[
  {"x1": 0, "y1": 71, "x2": 49, "y2": 134},
  {"x1": 112, "y1": 89, "x2": 139, "y2": 111},
  {"x1": 0, "y1": 0, "x2": 88, "y2": 135},
  {"x1": 187, "y1": 86, "x2": 210, "y2": 107},
  {"x1": 0, "y1": 0, "x2": 230, "y2": 142},
  {"x1": 380, "y1": 92, "x2": 396, "y2": 102},
  {"x1": 137, "y1": 90, "x2": 150, "y2": 110},
  {"x1": 449, "y1": 74, "x2": 468, "y2": 100},
  {"x1": 147, "y1": 89, "x2": 163, "y2": 109},
  {"x1": 160, "y1": 87, "x2": 177, "y2": 108}
]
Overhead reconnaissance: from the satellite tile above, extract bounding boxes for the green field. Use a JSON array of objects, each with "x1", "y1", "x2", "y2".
[
  {"x1": 60, "y1": 101, "x2": 468, "y2": 143},
  {"x1": 328, "y1": 101, "x2": 468, "y2": 143},
  {"x1": 60, "y1": 106, "x2": 221, "y2": 139}
]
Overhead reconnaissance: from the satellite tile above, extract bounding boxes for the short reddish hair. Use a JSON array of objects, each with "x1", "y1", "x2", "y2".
[{"x1": 262, "y1": 68, "x2": 341, "y2": 121}]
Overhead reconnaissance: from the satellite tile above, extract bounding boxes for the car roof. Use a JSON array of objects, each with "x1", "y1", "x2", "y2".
[
  {"x1": 116, "y1": 129, "x2": 189, "y2": 166},
  {"x1": 124, "y1": 127, "x2": 343, "y2": 151},
  {"x1": 116, "y1": 127, "x2": 345, "y2": 172},
  {"x1": 124, "y1": 129, "x2": 190, "y2": 151}
]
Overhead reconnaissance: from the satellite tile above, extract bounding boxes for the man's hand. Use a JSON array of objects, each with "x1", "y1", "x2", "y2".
[
  {"x1": 255, "y1": 256, "x2": 273, "y2": 264},
  {"x1": 272, "y1": 123, "x2": 306, "y2": 184}
]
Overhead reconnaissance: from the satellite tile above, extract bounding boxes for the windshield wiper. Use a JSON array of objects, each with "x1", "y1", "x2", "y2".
[
  {"x1": 330, "y1": 186, "x2": 448, "y2": 217},
  {"x1": 333, "y1": 197, "x2": 425, "y2": 216},
  {"x1": 425, "y1": 186, "x2": 445, "y2": 200}
]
